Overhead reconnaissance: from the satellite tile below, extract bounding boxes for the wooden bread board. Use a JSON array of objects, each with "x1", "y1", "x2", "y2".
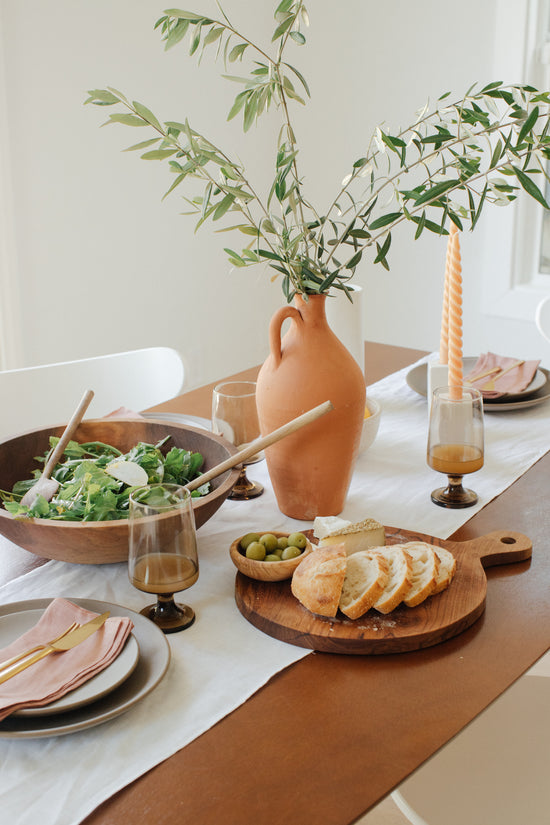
[{"x1": 234, "y1": 526, "x2": 532, "y2": 654}]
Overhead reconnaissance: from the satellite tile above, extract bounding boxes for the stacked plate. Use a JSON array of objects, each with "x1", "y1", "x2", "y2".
[
  {"x1": 0, "y1": 599, "x2": 170, "y2": 738},
  {"x1": 407, "y1": 358, "x2": 550, "y2": 412}
]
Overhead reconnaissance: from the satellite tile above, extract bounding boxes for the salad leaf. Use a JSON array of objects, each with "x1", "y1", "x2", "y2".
[
  {"x1": 0, "y1": 435, "x2": 209, "y2": 522},
  {"x1": 124, "y1": 440, "x2": 167, "y2": 484},
  {"x1": 163, "y1": 446, "x2": 205, "y2": 485}
]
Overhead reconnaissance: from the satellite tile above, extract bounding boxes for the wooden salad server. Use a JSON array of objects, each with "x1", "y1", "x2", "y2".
[
  {"x1": 21, "y1": 389, "x2": 95, "y2": 508},
  {"x1": 186, "y1": 400, "x2": 333, "y2": 493}
]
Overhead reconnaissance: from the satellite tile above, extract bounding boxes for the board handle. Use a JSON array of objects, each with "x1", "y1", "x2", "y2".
[{"x1": 457, "y1": 530, "x2": 532, "y2": 568}]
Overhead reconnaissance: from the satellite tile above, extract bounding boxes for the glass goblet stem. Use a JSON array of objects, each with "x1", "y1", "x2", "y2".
[
  {"x1": 229, "y1": 466, "x2": 264, "y2": 500},
  {"x1": 142, "y1": 593, "x2": 195, "y2": 632},
  {"x1": 430, "y1": 474, "x2": 478, "y2": 508}
]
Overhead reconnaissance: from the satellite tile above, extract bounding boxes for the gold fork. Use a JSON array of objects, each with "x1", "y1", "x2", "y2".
[
  {"x1": 481, "y1": 359, "x2": 524, "y2": 391},
  {"x1": 0, "y1": 622, "x2": 79, "y2": 674},
  {"x1": 465, "y1": 365, "x2": 502, "y2": 385},
  {"x1": 0, "y1": 612, "x2": 109, "y2": 685}
]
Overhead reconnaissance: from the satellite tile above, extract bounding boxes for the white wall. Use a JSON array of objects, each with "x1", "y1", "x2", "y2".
[{"x1": 1, "y1": 0, "x2": 548, "y2": 389}]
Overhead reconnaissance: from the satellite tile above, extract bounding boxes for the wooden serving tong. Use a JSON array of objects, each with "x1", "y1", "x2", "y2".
[{"x1": 186, "y1": 400, "x2": 333, "y2": 492}]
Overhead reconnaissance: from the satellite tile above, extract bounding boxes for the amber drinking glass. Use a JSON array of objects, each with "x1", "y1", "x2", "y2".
[
  {"x1": 427, "y1": 386, "x2": 484, "y2": 508},
  {"x1": 212, "y1": 380, "x2": 264, "y2": 500},
  {"x1": 128, "y1": 484, "x2": 199, "y2": 632}
]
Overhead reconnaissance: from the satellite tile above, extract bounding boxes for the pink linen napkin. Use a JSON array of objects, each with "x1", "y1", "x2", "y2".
[
  {"x1": 465, "y1": 352, "x2": 540, "y2": 399},
  {"x1": 105, "y1": 406, "x2": 144, "y2": 419},
  {"x1": 0, "y1": 598, "x2": 133, "y2": 720}
]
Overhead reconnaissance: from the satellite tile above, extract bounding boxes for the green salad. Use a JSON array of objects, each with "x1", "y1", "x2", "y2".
[{"x1": 0, "y1": 435, "x2": 209, "y2": 521}]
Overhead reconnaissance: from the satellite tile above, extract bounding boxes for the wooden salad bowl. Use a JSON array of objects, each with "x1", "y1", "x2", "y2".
[{"x1": 0, "y1": 419, "x2": 239, "y2": 564}]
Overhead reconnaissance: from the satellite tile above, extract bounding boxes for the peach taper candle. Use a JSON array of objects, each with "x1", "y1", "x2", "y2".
[
  {"x1": 427, "y1": 226, "x2": 454, "y2": 409},
  {"x1": 439, "y1": 239, "x2": 451, "y2": 365},
  {"x1": 447, "y1": 223, "x2": 463, "y2": 399}
]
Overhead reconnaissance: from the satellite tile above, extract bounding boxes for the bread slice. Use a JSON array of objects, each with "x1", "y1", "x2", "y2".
[
  {"x1": 320, "y1": 517, "x2": 386, "y2": 555},
  {"x1": 400, "y1": 542, "x2": 440, "y2": 607},
  {"x1": 339, "y1": 551, "x2": 390, "y2": 619},
  {"x1": 291, "y1": 544, "x2": 347, "y2": 618},
  {"x1": 431, "y1": 545, "x2": 457, "y2": 594},
  {"x1": 371, "y1": 547, "x2": 413, "y2": 614}
]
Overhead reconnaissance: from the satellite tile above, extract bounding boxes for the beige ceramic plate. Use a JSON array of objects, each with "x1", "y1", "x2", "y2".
[
  {"x1": 407, "y1": 359, "x2": 550, "y2": 411},
  {"x1": 0, "y1": 599, "x2": 170, "y2": 738},
  {"x1": 0, "y1": 610, "x2": 141, "y2": 717},
  {"x1": 143, "y1": 412, "x2": 211, "y2": 430}
]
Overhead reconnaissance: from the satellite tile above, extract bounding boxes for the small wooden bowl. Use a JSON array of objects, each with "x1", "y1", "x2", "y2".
[{"x1": 230, "y1": 531, "x2": 313, "y2": 582}]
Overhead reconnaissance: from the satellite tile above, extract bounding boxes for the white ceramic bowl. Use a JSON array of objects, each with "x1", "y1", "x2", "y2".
[{"x1": 359, "y1": 397, "x2": 381, "y2": 454}]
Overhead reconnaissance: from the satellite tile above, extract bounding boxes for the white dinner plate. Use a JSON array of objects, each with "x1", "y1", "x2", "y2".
[
  {"x1": 0, "y1": 599, "x2": 170, "y2": 738},
  {"x1": 143, "y1": 412, "x2": 212, "y2": 430},
  {"x1": 0, "y1": 610, "x2": 140, "y2": 717},
  {"x1": 406, "y1": 360, "x2": 550, "y2": 412}
]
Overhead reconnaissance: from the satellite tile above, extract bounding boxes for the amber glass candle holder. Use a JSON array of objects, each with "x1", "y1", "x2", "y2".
[{"x1": 427, "y1": 386, "x2": 484, "y2": 508}]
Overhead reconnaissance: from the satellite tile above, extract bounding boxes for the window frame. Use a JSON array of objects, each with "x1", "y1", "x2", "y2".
[
  {"x1": 483, "y1": 0, "x2": 550, "y2": 324},
  {"x1": 0, "y1": 4, "x2": 21, "y2": 370}
]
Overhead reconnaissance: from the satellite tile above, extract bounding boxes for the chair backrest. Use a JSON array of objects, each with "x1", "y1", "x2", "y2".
[
  {"x1": 535, "y1": 295, "x2": 550, "y2": 345},
  {"x1": 0, "y1": 347, "x2": 185, "y2": 439}
]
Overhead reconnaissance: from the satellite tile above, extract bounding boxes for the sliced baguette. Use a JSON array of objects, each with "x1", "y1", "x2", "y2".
[
  {"x1": 291, "y1": 544, "x2": 347, "y2": 618},
  {"x1": 431, "y1": 545, "x2": 457, "y2": 594},
  {"x1": 400, "y1": 542, "x2": 440, "y2": 607},
  {"x1": 339, "y1": 551, "x2": 390, "y2": 620},
  {"x1": 371, "y1": 547, "x2": 413, "y2": 614}
]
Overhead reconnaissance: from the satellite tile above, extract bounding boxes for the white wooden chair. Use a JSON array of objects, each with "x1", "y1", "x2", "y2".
[
  {"x1": 0, "y1": 347, "x2": 185, "y2": 439},
  {"x1": 390, "y1": 656, "x2": 550, "y2": 825},
  {"x1": 535, "y1": 294, "x2": 550, "y2": 345}
]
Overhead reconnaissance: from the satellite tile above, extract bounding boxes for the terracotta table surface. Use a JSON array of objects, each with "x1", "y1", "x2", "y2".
[{"x1": 83, "y1": 342, "x2": 550, "y2": 825}]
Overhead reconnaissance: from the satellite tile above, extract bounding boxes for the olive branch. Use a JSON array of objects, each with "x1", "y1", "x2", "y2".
[{"x1": 85, "y1": 1, "x2": 550, "y2": 301}]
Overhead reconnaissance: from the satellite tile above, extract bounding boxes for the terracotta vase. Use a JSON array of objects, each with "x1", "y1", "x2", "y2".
[{"x1": 256, "y1": 293, "x2": 366, "y2": 520}]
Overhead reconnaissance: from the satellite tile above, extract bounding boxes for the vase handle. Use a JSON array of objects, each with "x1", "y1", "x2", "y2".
[{"x1": 269, "y1": 305, "x2": 302, "y2": 367}]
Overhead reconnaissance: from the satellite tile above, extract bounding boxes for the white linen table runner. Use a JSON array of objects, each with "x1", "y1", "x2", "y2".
[{"x1": 1, "y1": 354, "x2": 549, "y2": 825}]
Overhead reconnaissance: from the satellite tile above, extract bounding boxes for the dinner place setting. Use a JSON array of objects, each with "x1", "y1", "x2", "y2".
[
  {"x1": 0, "y1": 319, "x2": 549, "y2": 824},
  {"x1": 2, "y1": 4, "x2": 550, "y2": 825}
]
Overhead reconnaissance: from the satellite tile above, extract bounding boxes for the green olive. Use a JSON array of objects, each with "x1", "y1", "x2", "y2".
[
  {"x1": 281, "y1": 545, "x2": 302, "y2": 560},
  {"x1": 245, "y1": 541, "x2": 266, "y2": 561},
  {"x1": 259, "y1": 533, "x2": 278, "y2": 552},
  {"x1": 240, "y1": 532, "x2": 261, "y2": 552},
  {"x1": 277, "y1": 536, "x2": 289, "y2": 549},
  {"x1": 264, "y1": 553, "x2": 282, "y2": 562},
  {"x1": 287, "y1": 532, "x2": 308, "y2": 549}
]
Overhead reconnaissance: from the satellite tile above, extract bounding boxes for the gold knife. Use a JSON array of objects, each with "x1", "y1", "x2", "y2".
[{"x1": 0, "y1": 611, "x2": 110, "y2": 686}]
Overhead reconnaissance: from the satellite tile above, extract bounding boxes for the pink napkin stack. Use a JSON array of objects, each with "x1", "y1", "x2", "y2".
[
  {"x1": 0, "y1": 598, "x2": 133, "y2": 720},
  {"x1": 465, "y1": 352, "x2": 540, "y2": 399},
  {"x1": 105, "y1": 406, "x2": 143, "y2": 419}
]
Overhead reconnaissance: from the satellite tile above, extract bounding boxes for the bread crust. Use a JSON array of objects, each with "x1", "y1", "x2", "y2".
[
  {"x1": 400, "y1": 542, "x2": 441, "y2": 607},
  {"x1": 291, "y1": 544, "x2": 347, "y2": 617},
  {"x1": 371, "y1": 547, "x2": 414, "y2": 614},
  {"x1": 431, "y1": 545, "x2": 457, "y2": 594},
  {"x1": 339, "y1": 551, "x2": 389, "y2": 619}
]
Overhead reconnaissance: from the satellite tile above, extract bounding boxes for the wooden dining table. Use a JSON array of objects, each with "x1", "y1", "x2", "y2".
[{"x1": 71, "y1": 342, "x2": 549, "y2": 824}]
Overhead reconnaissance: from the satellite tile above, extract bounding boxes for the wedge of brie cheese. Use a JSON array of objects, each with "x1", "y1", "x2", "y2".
[
  {"x1": 319, "y1": 517, "x2": 386, "y2": 555},
  {"x1": 313, "y1": 515, "x2": 351, "y2": 540}
]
